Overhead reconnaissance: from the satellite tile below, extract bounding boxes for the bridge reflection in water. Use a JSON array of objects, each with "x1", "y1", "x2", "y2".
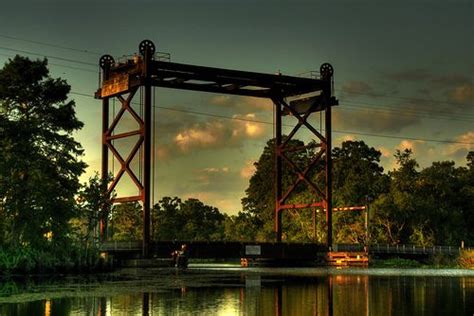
[
  {"x1": 3, "y1": 272, "x2": 472, "y2": 315},
  {"x1": 89, "y1": 274, "x2": 472, "y2": 316}
]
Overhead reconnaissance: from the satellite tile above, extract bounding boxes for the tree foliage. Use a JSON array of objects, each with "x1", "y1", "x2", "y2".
[
  {"x1": 110, "y1": 202, "x2": 143, "y2": 241},
  {"x1": 0, "y1": 56, "x2": 85, "y2": 248},
  {"x1": 241, "y1": 137, "x2": 321, "y2": 241},
  {"x1": 152, "y1": 197, "x2": 225, "y2": 241}
]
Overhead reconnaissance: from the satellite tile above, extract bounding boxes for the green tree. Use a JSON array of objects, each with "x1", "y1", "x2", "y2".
[
  {"x1": 241, "y1": 137, "x2": 320, "y2": 241},
  {"x1": 332, "y1": 141, "x2": 388, "y2": 243},
  {"x1": 151, "y1": 196, "x2": 183, "y2": 240},
  {"x1": 74, "y1": 173, "x2": 113, "y2": 245},
  {"x1": 371, "y1": 149, "x2": 419, "y2": 244},
  {"x1": 223, "y1": 211, "x2": 260, "y2": 241},
  {"x1": 152, "y1": 197, "x2": 225, "y2": 241},
  {"x1": 0, "y1": 56, "x2": 85, "y2": 248},
  {"x1": 110, "y1": 202, "x2": 142, "y2": 241}
]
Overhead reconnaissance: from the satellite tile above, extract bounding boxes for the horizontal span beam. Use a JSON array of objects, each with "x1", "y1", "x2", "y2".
[
  {"x1": 106, "y1": 129, "x2": 142, "y2": 140},
  {"x1": 151, "y1": 79, "x2": 272, "y2": 98},
  {"x1": 150, "y1": 60, "x2": 326, "y2": 89},
  {"x1": 112, "y1": 195, "x2": 143, "y2": 204},
  {"x1": 333, "y1": 206, "x2": 366, "y2": 211},
  {"x1": 279, "y1": 202, "x2": 325, "y2": 210},
  {"x1": 147, "y1": 60, "x2": 328, "y2": 97}
]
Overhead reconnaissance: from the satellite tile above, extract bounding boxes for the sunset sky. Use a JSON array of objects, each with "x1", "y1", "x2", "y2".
[{"x1": 1, "y1": 0, "x2": 472, "y2": 214}]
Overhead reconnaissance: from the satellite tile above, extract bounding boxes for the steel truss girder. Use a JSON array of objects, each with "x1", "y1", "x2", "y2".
[
  {"x1": 104, "y1": 87, "x2": 145, "y2": 199},
  {"x1": 97, "y1": 40, "x2": 336, "y2": 252},
  {"x1": 95, "y1": 59, "x2": 327, "y2": 100},
  {"x1": 98, "y1": 41, "x2": 154, "y2": 258},
  {"x1": 272, "y1": 96, "x2": 333, "y2": 246}
]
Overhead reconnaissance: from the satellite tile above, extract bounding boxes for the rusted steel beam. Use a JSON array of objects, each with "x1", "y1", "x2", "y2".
[
  {"x1": 278, "y1": 202, "x2": 325, "y2": 210},
  {"x1": 112, "y1": 195, "x2": 143, "y2": 204},
  {"x1": 325, "y1": 91, "x2": 333, "y2": 249},
  {"x1": 151, "y1": 79, "x2": 271, "y2": 98},
  {"x1": 141, "y1": 40, "x2": 153, "y2": 258},
  {"x1": 279, "y1": 148, "x2": 326, "y2": 205},
  {"x1": 333, "y1": 206, "x2": 366, "y2": 211},
  {"x1": 149, "y1": 60, "x2": 325, "y2": 93},
  {"x1": 280, "y1": 143, "x2": 321, "y2": 153},
  {"x1": 275, "y1": 98, "x2": 283, "y2": 243},
  {"x1": 106, "y1": 129, "x2": 142, "y2": 141},
  {"x1": 100, "y1": 96, "x2": 109, "y2": 242}
]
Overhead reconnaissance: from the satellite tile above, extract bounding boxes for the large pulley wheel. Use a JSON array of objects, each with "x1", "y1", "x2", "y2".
[
  {"x1": 139, "y1": 40, "x2": 156, "y2": 56},
  {"x1": 320, "y1": 63, "x2": 334, "y2": 80},
  {"x1": 99, "y1": 54, "x2": 115, "y2": 69}
]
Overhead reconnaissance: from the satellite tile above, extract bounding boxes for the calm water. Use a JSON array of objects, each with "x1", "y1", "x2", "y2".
[{"x1": 0, "y1": 265, "x2": 473, "y2": 315}]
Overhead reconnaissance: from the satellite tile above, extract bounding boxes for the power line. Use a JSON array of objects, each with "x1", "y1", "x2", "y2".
[
  {"x1": 1, "y1": 35, "x2": 471, "y2": 110},
  {"x1": 340, "y1": 97, "x2": 474, "y2": 120},
  {"x1": 71, "y1": 91, "x2": 474, "y2": 146},
  {"x1": 0, "y1": 39, "x2": 469, "y2": 144},
  {"x1": 340, "y1": 102, "x2": 474, "y2": 123},
  {"x1": 0, "y1": 34, "x2": 102, "y2": 56},
  {"x1": 1, "y1": 39, "x2": 472, "y2": 118},
  {"x1": 0, "y1": 46, "x2": 97, "y2": 67},
  {"x1": 335, "y1": 88, "x2": 472, "y2": 108},
  {"x1": 0, "y1": 52, "x2": 97, "y2": 74}
]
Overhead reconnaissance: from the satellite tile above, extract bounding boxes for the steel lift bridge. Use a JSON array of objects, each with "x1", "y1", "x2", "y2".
[{"x1": 95, "y1": 40, "x2": 338, "y2": 259}]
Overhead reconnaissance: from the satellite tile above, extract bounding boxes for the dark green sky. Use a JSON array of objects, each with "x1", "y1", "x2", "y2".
[{"x1": 1, "y1": 0, "x2": 472, "y2": 213}]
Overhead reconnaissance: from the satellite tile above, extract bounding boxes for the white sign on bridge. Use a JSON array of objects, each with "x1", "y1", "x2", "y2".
[{"x1": 245, "y1": 245, "x2": 261, "y2": 256}]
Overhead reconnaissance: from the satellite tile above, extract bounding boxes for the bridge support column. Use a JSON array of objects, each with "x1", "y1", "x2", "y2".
[
  {"x1": 100, "y1": 57, "x2": 113, "y2": 242},
  {"x1": 142, "y1": 43, "x2": 153, "y2": 258},
  {"x1": 271, "y1": 63, "x2": 335, "y2": 246}
]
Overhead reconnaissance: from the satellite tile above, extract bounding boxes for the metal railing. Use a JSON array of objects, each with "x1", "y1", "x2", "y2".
[
  {"x1": 99, "y1": 241, "x2": 473, "y2": 256},
  {"x1": 335, "y1": 243, "x2": 473, "y2": 255}
]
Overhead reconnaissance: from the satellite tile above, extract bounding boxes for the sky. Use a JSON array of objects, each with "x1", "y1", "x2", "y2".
[{"x1": 0, "y1": 0, "x2": 473, "y2": 214}]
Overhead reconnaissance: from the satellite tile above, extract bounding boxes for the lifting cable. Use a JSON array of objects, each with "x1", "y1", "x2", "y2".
[
  {"x1": 112, "y1": 98, "x2": 115, "y2": 177},
  {"x1": 139, "y1": 87, "x2": 143, "y2": 187},
  {"x1": 152, "y1": 88, "x2": 156, "y2": 211}
]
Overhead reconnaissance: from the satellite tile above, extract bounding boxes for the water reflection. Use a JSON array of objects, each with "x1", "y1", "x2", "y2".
[{"x1": 1, "y1": 271, "x2": 473, "y2": 315}]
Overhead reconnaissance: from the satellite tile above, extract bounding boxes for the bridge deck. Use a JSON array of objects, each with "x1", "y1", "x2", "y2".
[
  {"x1": 100, "y1": 241, "x2": 471, "y2": 260},
  {"x1": 100, "y1": 241, "x2": 328, "y2": 259}
]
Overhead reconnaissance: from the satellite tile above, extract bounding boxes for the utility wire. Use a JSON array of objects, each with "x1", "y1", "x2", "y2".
[
  {"x1": 335, "y1": 88, "x2": 472, "y2": 108},
  {"x1": 1, "y1": 41, "x2": 472, "y2": 119},
  {"x1": 0, "y1": 46, "x2": 97, "y2": 67},
  {"x1": 0, "y1": 34, "x2": 102, "y2": 56},
  {"x1": 341, "y1": 103, "x2": 474, "y2": 123},
  {"x1": 341, "y1": 98, "x2": 474, "y2": 120},
  {"x1": 0, "y1": 36, "x2": 470, "y2": 108},
  {"x1": 0, "y1": 39, "x2": 470, "y2": 144},
  {"x1": 71, "y1": 91, "x2": 474, "y2": 146}
]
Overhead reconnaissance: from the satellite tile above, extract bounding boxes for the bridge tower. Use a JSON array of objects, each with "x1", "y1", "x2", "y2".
[{"x1": 95, "y1": 40, "x2": 338, "y2": 256}]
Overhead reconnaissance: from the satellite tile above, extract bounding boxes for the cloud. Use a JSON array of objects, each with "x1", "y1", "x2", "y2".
[
  {"x1": 209, "y1": 95, "x2": 272, "y2": 114},
  {"x1": 396, "y1": 139, "x2": 427, "y2": 152},
  {"x1": 175, "y1": 121, "x2": 223, "y2": 151},
  {"x1": 240, "y1": 160, "x2": 256, "y2": 179},
  {"x1": 333, "y1": 106, "x2": 420, "y2": 133},
  {"x1": 340, "y1": 81, "x2": 380, "y2": 98},
  {"x1": 179, "y1": 167, "x2": 246, "y2": 214},
  {"x1": 173, "y1": 114, "x2": 267, "y2": 152},
  {"x1": 384, "y1": 68, "x2": 433, "y2": 82},
  {"x1": 448, "y1": 84, "x2": 474, "y2": 104},
  {"x1": 430, "y1": 74, "x2": 471, "y2": 87},
  {"x1": 380, "y1": 140, "x2": 435, "y2": 171},
  {"x1": 444, "y1": 131, "x2": 474, "y2": 161},
  {"x1": 378, "y1": 146, "x2": 392, "y2": 158}
]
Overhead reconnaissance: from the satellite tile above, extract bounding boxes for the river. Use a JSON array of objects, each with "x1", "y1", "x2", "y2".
[{"x1": 1, "y1": 265, "x2": 473, "y2": 315}]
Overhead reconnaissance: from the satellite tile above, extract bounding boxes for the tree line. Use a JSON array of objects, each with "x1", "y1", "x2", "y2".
[{"x1": 1, "y1": 56, "x2": 473, "y2": 272}]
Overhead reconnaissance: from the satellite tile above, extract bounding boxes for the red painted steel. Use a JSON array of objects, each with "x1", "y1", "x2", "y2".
[{"x1": 96, "y1": 40, "x2": 338, "y2": 256}]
